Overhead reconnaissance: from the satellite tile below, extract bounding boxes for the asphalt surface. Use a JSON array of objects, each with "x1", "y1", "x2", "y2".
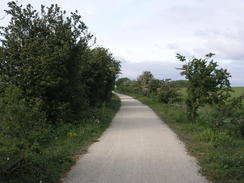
[{"x1": 62, "y1": 93, "x2": 210, "y2": 183}]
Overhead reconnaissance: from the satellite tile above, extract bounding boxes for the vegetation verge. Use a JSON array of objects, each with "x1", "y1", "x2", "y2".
[{"x1": 1, "y1": 95, "x2": 120, "y2": 183}]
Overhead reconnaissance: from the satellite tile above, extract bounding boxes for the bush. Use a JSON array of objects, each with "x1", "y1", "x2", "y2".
[
  {"x1": 137, "y1": 71, "x2": 154, "y2": 96},
  {"x1": 157, "y1": 80, "x2": 181, "y2": 104},
  {"x1": 0, "y1": 85, "x2": 47, "y2": 177},
  {"x1": 0, "y1": 94, "x2": 120, "y2": 182},
  {"x1": 82, "y1": 47, "x2": 120, "y2": 106},
  {"x1": 200, "y1": 96, "x2": 244, "y2": 138},
  {"x1": 0, "y1": 2, "x2": 94, "y2": 123},
  {"x1": 205, "y1": 152, "x2": 244, "y2": 181},
  {"x1": 116, "y1": 78, "x2": 141, "y2": 94}
]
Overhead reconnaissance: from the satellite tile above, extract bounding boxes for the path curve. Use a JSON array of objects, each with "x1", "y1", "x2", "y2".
[{"x1": 63, "y1": 93, "x2": 210, "y2": 183}]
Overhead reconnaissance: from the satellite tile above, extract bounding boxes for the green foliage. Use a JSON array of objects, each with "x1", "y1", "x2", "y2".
[
  {"x1": 198, "y1": 129, "x2": 235, "y2": 147},
  {"x1": 117, "y1": 73, "x2": 181, "y2": 105},
  {"x1": 0, "y1": 2, "x2": 120, "y2": 122},
  {"x1": 0, "y1": 1, "x2": 92, "y2": 123},
  {"x1": 227, "y1": 96, "x2": 244, "y2": 137},
  {"x1": 148, "y1": 79, "x2": 161, "y2": 95},
  {"x1": 198, "y1": 128, "x2": 216, "y2": 142},
  {"x1": 212, "y1": 96, "x2": 244, "y2": 137},
  {"x1": 116, "y1": 77, "x2": 130, "y2": 91},
  {"x1": 203, "y1": 151, "x2": 244, "y2": 182},
  {"x1": 0, "y1": 84, "x2": 48, "y2": 177},
  {"x1": 171, "y1": 80, "x2": 188, "y2": 88},
  {"x1": 177, "y1": 53, "x2": 232, "y2": 122},
  {"x1": 157, "y1": 79, "x2": 181, "y2": 104},
  {"x1": 0, "y1": 95, "x2": 120, "y2": 182},
  {"x1": 116, "y1": 78, "x2": 141, "y2": 94},
  {"x1": 0, "y1": 1, "x2": 120, "y2": 181},
  {"x1": 231, "y1": 87, "x2": 244, "y2": 98},
  {"x1": 117, "y1": 53, "x2": 244, "y2": 183},
  {"x1": 197, "y1": 95, "x2": 244, "y2": 138},
  {"x1": 137, "y1": 71, "x2": 154, "y2": 96},
  {"x1": 82, "y1": 47, "x2": 120, "y2": 106}
]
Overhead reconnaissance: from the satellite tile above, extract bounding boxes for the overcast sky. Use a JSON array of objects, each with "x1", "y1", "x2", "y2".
[{"x1": 1, "y1": 0, "x2": 244, "y2": 86}]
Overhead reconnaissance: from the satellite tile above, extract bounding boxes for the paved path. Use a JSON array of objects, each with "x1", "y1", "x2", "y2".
[{"x1": 63, "y1": 94, "x2": 210, "y2": 183}]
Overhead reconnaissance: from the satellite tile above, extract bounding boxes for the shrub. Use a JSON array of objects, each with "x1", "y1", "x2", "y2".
[
  {"x1": 0, "y1": 85, "x2": 47, "y2": 177},
  {"x1": 148, "y1": 79, "x2": 161, "y2": 96},
  {"x1": 0, "y1": 2, "x2": 92, "y2": 123},
  {"x1": 116, "y1": 78, "x2": 141, "y2": 94},
  {"x1": 137, "y1": 71, "x2": 154, "y2": 96},
  {"x1": 157, "y1": 79, "x2": 181, "y2": 104},
  {"x1": 212, "y1": 96, "x2": 244, "y2": 138},
  {"x1": 116, "y1": 78, "x2": 130, "y2": 91},
  {"x1": 82, "y1": 47, "x2": 120, "y2": 106}
]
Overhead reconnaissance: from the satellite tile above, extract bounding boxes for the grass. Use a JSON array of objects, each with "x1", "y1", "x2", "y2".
[
  {"x1": 232, "y1": 87, "x2": 244, "y2": 98},
  {"x1": 1, "y1": 95, "x2": 121, "y2": 183},
  {"x1": 122, "y1": 92, "x2": 244, "y2": 183},
  {"x1": 179, "y1": 87, "x2": 244, "y2": 99}
]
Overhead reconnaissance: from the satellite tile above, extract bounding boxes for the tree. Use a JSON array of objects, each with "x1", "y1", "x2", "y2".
[
  {"x1": 0, "y1": 2, "x2": 93, "y2": 123},
  {"x1": 148, "y1": 79, "x2": 160, "y2": 95},
  {"x1": 137, "y1": 71, "x2": 154, "y2": 96},
  {"x1": 177, "y1": 53, "x2": 232, "y2": 122},
  {"x1": 116, "y1": 78, "x2": 142, "y2": 94},
  {"x1": 82, "y1": 47, "x2": 120, "y2": 106},
  {"x1": 116, "y1": 78, "x2": 130, "y2": 91}
]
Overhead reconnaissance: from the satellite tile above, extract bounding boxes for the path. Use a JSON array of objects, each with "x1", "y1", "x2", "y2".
[{"x1": 62, "y1": 93, "x2": 210, "y2": 183}]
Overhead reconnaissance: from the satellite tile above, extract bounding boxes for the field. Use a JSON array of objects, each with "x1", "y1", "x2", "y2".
[
  {"x1": 232, "y1": 87, "x2": 244, "y2": 98},
  {"x1": 179, "y1": 87, "x2": 244, "y2": 99}
]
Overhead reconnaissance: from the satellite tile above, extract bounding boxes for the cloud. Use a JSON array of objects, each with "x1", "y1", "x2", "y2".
[
  {"x1": 0, "y1": 0, "x2": 244, "y2": 85},
  {"x1": 167, "y1": 43, "x2": 179, "y2": 50},
  {"x1": 193, "y1": 30, "x2": 244, "y2": 61},
  {"x1": 118, "y1": 57, "x2": 184, "y2": 80},
  {"x1": 218, "y1": 60, "x2": 244, "y2": 86}
]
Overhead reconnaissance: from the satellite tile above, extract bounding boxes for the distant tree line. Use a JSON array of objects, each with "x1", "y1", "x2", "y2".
[{"x1": 116, "y1": 72, "x2": 182, "y2": 104}]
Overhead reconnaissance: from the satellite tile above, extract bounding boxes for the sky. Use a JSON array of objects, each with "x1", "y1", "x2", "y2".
[{"x1": 1, "y1": 0, "x2": 244, "y2": 86}]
